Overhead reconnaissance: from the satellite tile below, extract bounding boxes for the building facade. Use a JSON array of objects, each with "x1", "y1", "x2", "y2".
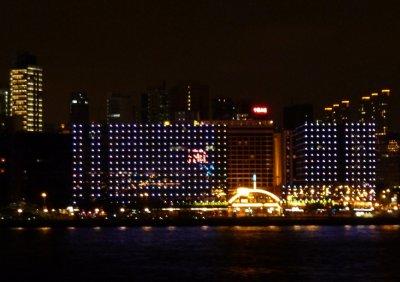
[
  {"x1": 377, "y1": 133, "x2": 400, "y2": 190},
  {"x1": 72, "y1": 122, "x2": 227, "y2": 209},
  {"x1": 359, "y1": 89, "x2": 390, "y2": 136},
  {"x1": 107, "y1": 93, "x2": 134, "y2": 123},
  {"x1": 70, "y1": 91, "x2": 89, "y2": 124},
  {"x1": 170, "y1": 82, "x2": 210, "y2": 121},
  {"x1": 211, "y1": 97, "x2": 237, "y2": 120},
  {"x1": 323, "y1": 100, "x2": 351, "y2": 123},
  {"x1": 9, "y1": 53, "x2": 43, "y2": 132},
  {"x1": 141, "y1": 83, "x2": 169, "y2": 123},
  {"x1": 0, "y1": 88, "x2": 10, "y2": 117},
  {"x1": 282, "y1": 104, "x2": 314, "y2": 185},
  {"x1": 288, "y1": 121, "x2": 377, "y2": 187},
  {"x1": 222, "y1": 120, "x2": 277, "y2": 195},
  {"x1": 0, "y1": 88, "x2": 10, "y2": 130}
]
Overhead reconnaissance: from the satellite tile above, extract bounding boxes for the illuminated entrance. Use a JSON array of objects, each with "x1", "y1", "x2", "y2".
[{"x1": 228, "y1": 187, "x2": 282, "y2": 216}]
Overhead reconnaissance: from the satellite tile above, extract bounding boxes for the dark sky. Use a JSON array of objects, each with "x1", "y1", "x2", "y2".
[{"x1": 1, "y1": 0, "x2": 400, "y2": 126}]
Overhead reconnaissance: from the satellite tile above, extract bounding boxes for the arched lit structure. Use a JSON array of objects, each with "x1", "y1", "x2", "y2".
[{"x1": 228, "y1": 187, "x2": 282, "y2": 215}]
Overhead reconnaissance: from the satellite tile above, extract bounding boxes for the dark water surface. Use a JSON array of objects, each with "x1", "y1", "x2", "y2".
[{"x1": 1, "y1": 225, "x2": 399, "y2": 281}]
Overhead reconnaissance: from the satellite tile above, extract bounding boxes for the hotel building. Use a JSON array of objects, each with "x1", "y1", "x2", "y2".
[
  {"x1": 283, "y1": 121, "x2": 378, "y2": 208},
  {"x1": 72, "y1": 122, "x2": 227, "y2": 208},
  {"x1": 291, "y1": 121, "x2": 377, "y2": 187},
  {"x1": 222, "y1": 119, "x2": 277, "y2": 195}
]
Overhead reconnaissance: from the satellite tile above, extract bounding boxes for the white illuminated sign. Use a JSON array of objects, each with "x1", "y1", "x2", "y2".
[{"x1": 252, "y1": 106, "x2": 268, "y2": 114}]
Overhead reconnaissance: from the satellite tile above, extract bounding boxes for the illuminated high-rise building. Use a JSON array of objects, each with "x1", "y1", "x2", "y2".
[
  {"x1": 283, "y1": 121, "x2": 377, "y2": 208},
  {"x1": 323, "y1": 100, "x2": 350, "y2": 123},
  {"x1": 211, "y1": 97, "x2": 237, "y2": 120},
  {"x1": 0, "y1": 88, "x2": 10, "y2": 129},
  {"x1": 376, "y1": 133, "x2": 400, "y2": 189},
  {"x1": 71, "y1": 122, "x2": 227, "y2": 209},
  {"x1": 217, "y1": 115, "x2": 278, "y2": 196},
  {"x1": 170, "y1": 82, "x2": 210, "y2": 121},
  {"x1": 282, "y1": 104, "x2": 314, "y2": 185},
  {"x1": 141, "y1": 82, "x2": 170, "y2": 122},
  {"x1": 107, "y1": 93, "x2": 134, "y2": 123},
  {"x1": 70, "y1": 91, "x2": 89, "y2": 124},
  {"x1": 0, "y1": 88, "x2": 10, "y2": 117},
  {"x1": 9, "y1": 53, "x2": 43, "y2": 132},
  {"x1": 359, "y1": 89, "x2": 390, "y2": 136},
  {"x1": 289, "y1": 121, "x2": 377, "y2": 187}
]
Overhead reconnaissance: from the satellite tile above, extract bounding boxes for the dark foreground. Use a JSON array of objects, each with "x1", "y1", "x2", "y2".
[
  {"x1": 1, "y1": 215, "x2": 400, "y2": 227},
  {"x1": 1, "y1": 225, "x2": 399, "y2": 281}
]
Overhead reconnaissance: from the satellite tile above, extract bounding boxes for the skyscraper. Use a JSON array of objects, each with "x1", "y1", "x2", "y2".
[
  {"x1": 71, "y1": 122, "x2": 226, "y2": 208},
  {"x1": 282, "y1": 104, "x2": 314, "y2": 185},
  {"x1": 323, "y1": 100, "x2": 350, "y2": 123},
  {"x1": 377, "y1": 133, "x2": 400, "y2": 189},
  {"x1": 70, "y1": 91, "x2": 89, "y2": 124},
  {"x1": 211, "y1": 97, "x2": 237, "y2": 120},
  {"x1": 359, "y1": 89, "x2": 390, "y2": 136},
  {"x1": 0, "y1": 88, "x2": 10, "y2": 117},
  {"x1": 289, "y1": 121, "x2": 377, "y2": 187},
  {"x1": 220, "y1": 119, "x2": 276, "y2": 195},
  {"x1": 170, "y1": 82, "x2": 210, "y2": 121},
  {"x1": 141, "y1": 82, "x2": 169, "y2": 122},
  {"x1": 0, "y1": 88, "x2": 10, "y2": 130},
  {"x1": 9, "y1": 53, "x2": 43, "y2": 132},
  {"x1": 107, "y1": 93, "x2": 134, "y2": 123}
]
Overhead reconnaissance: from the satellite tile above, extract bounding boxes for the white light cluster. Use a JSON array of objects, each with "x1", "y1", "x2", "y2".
[
  {"x1": 71, "y1": 122, "x2": 227, "y2": 207},
  {"x1": 295, "y1": 122, "x2": 377, "y2": 188},
  {"x1": 344, "y1": 123, "x2": 376, "y2": 185},
  {"x1": 283, "y1": 184, "x2": 376, "y2": 206},
  {"x1": 296, "y1": 123, "x2": 338, "y2": 183}
]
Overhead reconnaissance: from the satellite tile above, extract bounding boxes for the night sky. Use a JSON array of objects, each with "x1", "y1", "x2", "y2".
[{"x1": 1, "y1": 1, "x2": 400, "y2": 127}]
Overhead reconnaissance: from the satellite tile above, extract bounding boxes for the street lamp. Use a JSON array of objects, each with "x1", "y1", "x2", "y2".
[{"x1": 41, "y1": 192, "x2": 47, "y2": 209}]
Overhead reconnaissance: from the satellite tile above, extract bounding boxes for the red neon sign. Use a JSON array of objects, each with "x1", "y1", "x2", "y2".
[
  {"x1": 252, "y1": 106, "x2": 268, "y2": 115},
  {"x1": 188, "y1": 149, "x2": 208, "y2": 164}
]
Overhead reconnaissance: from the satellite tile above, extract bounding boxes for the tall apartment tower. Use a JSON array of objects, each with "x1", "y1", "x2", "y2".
[
  {"x1": 0, "y1": 88, "x2": 10, "y2": 130},
  {"x1": 71, "y1": 122, "x2": 227, "y2": 208},
  {"x1": 170, "y1": 82, "x2": 210, "y2": 122},
  {"x1": 359, "y1": 89, "x2": 390, "y2": 136},
  {"x1": 221, "y1": 120, "x2": 276, "y2": 195},
  {"x1": 70, "y1": 91, "x2": 90, "y2": 124},
  {"x1": 141, "y1": 82, "x2": 169, "y2": 123},
  {"x1": 0, "y1": 88, "x2": 10, "y2": 117},
  {"x1": 282, "y1": 104, "x2": 314, "y2": 185},
  {"x1": 323, "y1": 100, "x2": 351, "y2": 123},
  {"x1": 107, "y1": 93, "x2": 134, "y2": 123},
  {"x1": 211, "y1": 97, "x2": 237, "y2": 120},
  {"x1": 291, "y1": 121, "x2": 377, "y2": 188},
  {"x1": 9, "y1": 53, "x2": 43, "y2": 132}
]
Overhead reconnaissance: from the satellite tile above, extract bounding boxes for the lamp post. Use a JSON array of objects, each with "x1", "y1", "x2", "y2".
[{"x1": 41, "y1": 192, "x2": 47, "y2": 209}]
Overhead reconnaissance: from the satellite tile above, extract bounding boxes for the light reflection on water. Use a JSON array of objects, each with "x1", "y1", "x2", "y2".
[{"x1": 1, "y1": 225, "x2": 399, "y2": 280}]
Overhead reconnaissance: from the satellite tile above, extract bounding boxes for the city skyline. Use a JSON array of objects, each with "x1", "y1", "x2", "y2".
[
  {"x1": 1, "y1": 1, "x2": 400, "y2": 126},
  {"x1": 1, "y1": 2, "x2": 400, "y2": 281}
]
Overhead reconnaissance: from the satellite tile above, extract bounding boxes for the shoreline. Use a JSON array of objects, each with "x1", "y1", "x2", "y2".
[{"x1": 1, "y1": 216, "x2": 400, "y2": 228}]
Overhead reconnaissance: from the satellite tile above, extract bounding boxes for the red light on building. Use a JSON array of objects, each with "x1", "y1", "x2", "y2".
[
  {"x1": 187, "y1": 149, "x2": 208, "y2": 164},
  {"x1": 252, "y1": 106, "x2": 268, "y2": 115}
]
